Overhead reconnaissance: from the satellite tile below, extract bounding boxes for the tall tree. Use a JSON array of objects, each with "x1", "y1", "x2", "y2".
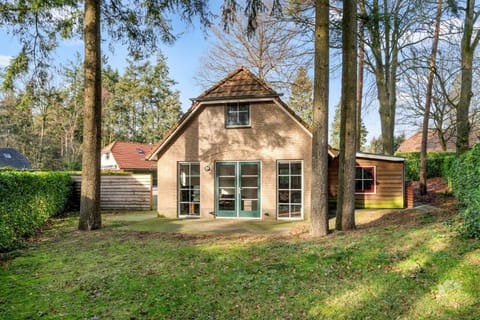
[
  {"x1": 331, "y1": 101, "x2": 368, "y2": 150},
  {"x1": 288, "y1": 67, "x2": 313, "y2": 126},
  {"x1": 105, "y1": 55, "x2": 182, "y2": 144},
  {"x1": 360, "y1": 0, "x2": 426, "y2": 155},
  {"x1": 79, "y1": 0, "x2": 102, "y2": 230},
  {"x1": 356, "y1": 0, "x2": 366, "y2": 152},
  {"x1": 419, "y1": 0, "x2": 443, "y2": 195},
  {"x1": 0, "y1": 0, "x2": 212, "y2": 230},
  {"x1": 196, "y1": 1, "x2": 311, "y2": 94},
  {"x1": 457, "y1": 0, "x2": 480, "y2": 154},
  {"x1": 336, "y1": 0, "x2": 357, "y2": 231},
  {"x1": 310, "y1": 0, "x2": 330, "y2": 237}
]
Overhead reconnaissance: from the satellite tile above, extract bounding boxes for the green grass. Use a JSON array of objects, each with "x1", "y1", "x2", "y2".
[{"x1": 1, "y1": 208, "x2": 479, "y2": 319}]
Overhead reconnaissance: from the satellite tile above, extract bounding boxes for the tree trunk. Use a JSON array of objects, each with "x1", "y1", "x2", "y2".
[
  {"x1": 79, "y1": 0, "x2": 102, "y2": 230},
  {"x1": 356, "y1": 0, "x2": 365, "y2": 152},
  {"x1": 310, "y1": 0, "x2": 330, "y2": 237},
  {"x1": 420, "y1": 0, "x2": 442, "y2": 195},
  {"x1": 363, "y1": 0, "x2": 400, "y2": 155},
  {"x1": 457, "y1": 0, "x2": 477, "y2": 155},
  {"x1": 337, "y1": 0, "x2": 357, "y2": 231}
]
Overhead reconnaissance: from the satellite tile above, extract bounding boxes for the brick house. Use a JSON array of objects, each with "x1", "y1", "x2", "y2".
[{"x1": 146, "y1": 67, "x2": 405, "y2": 220}]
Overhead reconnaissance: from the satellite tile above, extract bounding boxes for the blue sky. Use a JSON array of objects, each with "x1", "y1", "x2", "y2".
[{"x1": 0, "y1": 9, "x2": 414, "y2": 144}]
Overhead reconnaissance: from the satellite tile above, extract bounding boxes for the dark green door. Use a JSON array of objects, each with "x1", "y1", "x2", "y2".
[{"x1": 216, "y1": 161, "x2": 261, "y2": 218}]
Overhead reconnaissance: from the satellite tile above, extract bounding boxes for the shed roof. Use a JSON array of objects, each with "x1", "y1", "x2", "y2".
[
  {"x1": 0, "y1": 148, "x2": 32, "y2": 169},
  {"x1": 102, "y1": 141, "x2": 156, "y2": 170}
]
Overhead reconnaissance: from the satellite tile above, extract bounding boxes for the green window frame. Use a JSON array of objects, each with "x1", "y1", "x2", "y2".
[
  {"x1": 277, "y1": 160, "x2": 303, "y2": 219},
  {"x1": 178, "y1": 162, "x2": 200, "y2": 217},
  {"x1": 226, "y1": 102, "x2": 250, "y2": 127}
]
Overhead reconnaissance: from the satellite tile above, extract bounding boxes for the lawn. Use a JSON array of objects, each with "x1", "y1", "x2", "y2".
[{"x1": 1, "y1": 205, "x2": 479, "y2": 319}]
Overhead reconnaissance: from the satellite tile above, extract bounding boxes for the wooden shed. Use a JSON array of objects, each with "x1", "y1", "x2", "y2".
[{"x1": 328, "y1": 152, "x2": 405, "y2": 209}]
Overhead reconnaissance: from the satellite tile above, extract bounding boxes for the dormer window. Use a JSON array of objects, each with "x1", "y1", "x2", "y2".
[
  {"x1": 226, "y1": 102, "x2": 250, "y2": 128},
  {"x1": 3, "y1": 153, "x2": 12, "y2": 159}
]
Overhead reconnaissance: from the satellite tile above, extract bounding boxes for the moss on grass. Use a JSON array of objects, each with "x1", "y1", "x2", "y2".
[{"x1": 1, "y1": 208, "x2": 479, "y2": 319}]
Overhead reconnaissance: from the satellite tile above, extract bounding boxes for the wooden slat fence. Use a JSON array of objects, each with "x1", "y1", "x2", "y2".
[{"x1": 71, "y1": 174, "x2": 152, "y2": 210}]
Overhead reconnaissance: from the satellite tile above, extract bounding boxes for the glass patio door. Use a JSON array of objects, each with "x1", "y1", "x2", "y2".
[{"x1": 216, "y1": 161, "x2": 260, "y2": 218}]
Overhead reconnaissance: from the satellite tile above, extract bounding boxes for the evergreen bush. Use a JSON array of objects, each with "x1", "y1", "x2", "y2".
[
  {"x1": 451, "y1": 144, "x2": 480, "y2": 238},
  {"x1": 0, "y1": 171, "x2": 72, "y2": 251},
  {"x1": 395, "y1": 152, "x2": 456, "y2": 181}
]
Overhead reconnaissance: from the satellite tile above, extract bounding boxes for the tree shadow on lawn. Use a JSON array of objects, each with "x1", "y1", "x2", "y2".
[
  {"x1": 1, "y1": 205, "x2": 479, "y2": 319},
  {"x1": 175, "y1": 218, "x2": 479, "y2": 319}
]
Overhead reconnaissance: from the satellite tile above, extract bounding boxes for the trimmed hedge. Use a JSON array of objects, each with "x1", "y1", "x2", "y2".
[
  {"x1": 0, "y1": 171, "x2": 72, "y2": 251},
  {"x1": 451, "y1": 145, "x2": 480, "y2": 238},
  {"x1": 395, "y1": 152, "x2": 457, "y2": 181}
]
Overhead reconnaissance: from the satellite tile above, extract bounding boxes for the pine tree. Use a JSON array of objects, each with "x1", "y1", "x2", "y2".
[
  {"x1": 288, "y1": 67, "x2": 313, "y2": 126},
  {"x1": 330, "y1": 102, "x2": 368, "y2": 150}
]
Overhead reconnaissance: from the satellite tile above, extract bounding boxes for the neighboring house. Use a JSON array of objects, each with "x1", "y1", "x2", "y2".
[
  {"x1": 397, "y1": 129, "x2": 480, "y2": 153},
  {"x1": 0, "y1": 148, "x2": 32, "y2": 170},
  {"x1": 101, "y1": 141, "x2": 156, "y2": 173},
  {"x1": 146, "y1": 67, "x2": 405, "y2": 220}
]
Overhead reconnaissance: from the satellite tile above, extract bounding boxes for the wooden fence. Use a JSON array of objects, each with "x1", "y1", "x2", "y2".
[{"x1": 71, "y1": 174, "x2": 152, "y2": 210}]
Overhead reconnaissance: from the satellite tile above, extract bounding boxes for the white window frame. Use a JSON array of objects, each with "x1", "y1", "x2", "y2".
[
  {"x1": 178, "y1": 162, "x2": 201, "y2": 218},
  {"x1": 225, "y1": 102, "x2": 251, "y2": 128},
  {"x1": 355, "y1": 166, "x2": 377, "y2": 194},
  {"x1": 277, "y1": 160, "x2": 304, "y2": 220}
]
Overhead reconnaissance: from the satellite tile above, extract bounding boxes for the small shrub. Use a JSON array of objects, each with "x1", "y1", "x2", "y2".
[
  {"x1": 0, "y1": 170, "x2": 72, "y2": 251},
  {"x1": 451, "y1": 144, "x2": 480, "y2": 238}
]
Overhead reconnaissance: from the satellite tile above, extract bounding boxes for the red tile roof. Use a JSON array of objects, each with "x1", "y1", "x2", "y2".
[
  {"x1": 397, "y1": 129, "x2": 480, "y2": 153},
  {"x1": 102, "y1": 141, "x2": 156, "y2": 170}
]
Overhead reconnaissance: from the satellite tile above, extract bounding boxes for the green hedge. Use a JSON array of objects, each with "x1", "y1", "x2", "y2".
[
  {"x1": 395, "y1": 152, "x2": 457, "y2": 181},
  {"x1": 0, "y1": 171, "x2": 72, "y2": 251},
  {"x1": 451, "y1": 145, "x2": 480, "y2": 238}
]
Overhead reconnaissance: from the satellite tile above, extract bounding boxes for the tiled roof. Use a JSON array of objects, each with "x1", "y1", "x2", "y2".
[
  {"x1": 397, "y1": 129, "x2": 480, "y2": 153},
  {"x1": 196, "y1": 66, "x2": 279, "y2": 100},
  {"x1": 102, "y1": 141, "x2": 156, "y2": 170},
  {"x1": 145, "y1": 66, "x2": 337, "y2": 161}
]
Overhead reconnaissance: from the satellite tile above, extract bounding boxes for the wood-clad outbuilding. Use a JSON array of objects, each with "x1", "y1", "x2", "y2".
[
  {"x1": 146, "y1": 67, "x2": 405, "y2": 220},
  {"x1": 328, "y1": 153, "x2": 405, "y2": 209}
]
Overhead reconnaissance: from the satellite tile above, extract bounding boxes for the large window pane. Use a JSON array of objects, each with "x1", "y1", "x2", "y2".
[
  {"x1": 278, "y1": 163, "x2": 289, "y2": 175},
  {"x1": 277, "y1": 161, "x2": 303, "y2": 219},
  {"x1": 291, "y1": 163, "x2": 302, "y2": 175},
  {"x1": 291, "y1": 191, "x2": 302, "y2": 204},
  {"x1": 180, "y1": 190, "x2": 190, "y2": 202},
  {"x1": 242, "y1": 188, "x2": 258, "y2": 199},
  {"x1": 219, "y1": 200, "x2": 235, "y2": 211},
  {"x1": 279, "y1": 190, "x2": 290, "y2": 203},
  {"x1": 191, "y1": 164, "x2": 200, "y2": 176},
  {"x1": 242, "y1": 177, "x2": 257, "y2": 188},
  {"x1": 219, "y1": 177, "x2": 235, "y2": 188},
  {"x1": 241, "y1": 164, "x2": 258, "y2": 176},
  {"x1": 178, "y1": 162, "x2": 200, "y2": 217},
  {"x1": 279, "y1": 176, "x2": 289, "y2": 189},
  {"x1": 191, "y1": 177, "x2": 200, "y2": 188},
  {"x1": 291, "y1": 176, "x2": 301, "y2": 189},
  {"x1": 219, "y1": 164, "x2": 235, "y2": 176}
]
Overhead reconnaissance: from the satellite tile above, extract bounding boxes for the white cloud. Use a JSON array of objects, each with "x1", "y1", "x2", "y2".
[{"x1": 0, "y1": 55, "x2": 12, "y2": 67}]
